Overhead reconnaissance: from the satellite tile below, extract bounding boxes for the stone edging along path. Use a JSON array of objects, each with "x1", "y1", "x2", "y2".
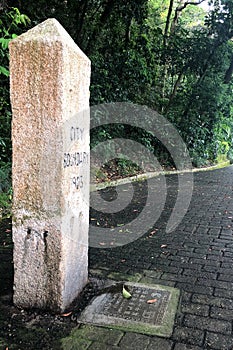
[{"x1": 90, "y1": 160, "x2": 231, "y2": 192}]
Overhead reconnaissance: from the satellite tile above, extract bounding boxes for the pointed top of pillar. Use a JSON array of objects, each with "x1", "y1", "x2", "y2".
[{"x1": 10, "y1": 18, "x2": 89, "y2": 61}]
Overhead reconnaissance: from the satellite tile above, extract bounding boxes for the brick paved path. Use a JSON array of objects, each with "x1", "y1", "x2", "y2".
[
  {"x1": 1, "y1": 166, "x2": 233, "y2": 349},
  {"x1": 87, "y1": 166, "x2": 233, "y2": 350}
]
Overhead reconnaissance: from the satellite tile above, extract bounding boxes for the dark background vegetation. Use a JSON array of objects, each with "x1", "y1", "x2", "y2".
[{"x1": 0, "y1": 0, "x2": 233, "y2": 212}]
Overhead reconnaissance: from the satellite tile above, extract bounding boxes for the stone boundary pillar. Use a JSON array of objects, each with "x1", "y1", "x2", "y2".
[{"x1": 9, "y1": 18, "x2": 91, "y2": 312}]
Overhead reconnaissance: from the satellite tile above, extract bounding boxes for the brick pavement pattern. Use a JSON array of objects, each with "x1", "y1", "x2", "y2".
[
  {"x1": 87, "y1": 166, "x2": 233, "y2": 350},
  {"x1": 1, "y1": 166, "x2": 233, "y2": 349}
]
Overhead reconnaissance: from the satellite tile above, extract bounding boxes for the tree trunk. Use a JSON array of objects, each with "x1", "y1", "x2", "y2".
[
  {"x1": 85, "y1": 0, "x2": 116, "y2": 54},
  {"x1": 224, "y1": 55, "x2": 233, "y2": 84}
]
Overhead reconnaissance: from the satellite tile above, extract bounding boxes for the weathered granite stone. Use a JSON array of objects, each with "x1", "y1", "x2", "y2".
[{"x1": 9, "y1": 18, "x2": 91, "y2": 312}]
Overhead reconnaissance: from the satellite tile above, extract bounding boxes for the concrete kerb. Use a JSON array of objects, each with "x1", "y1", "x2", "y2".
[{"x1": 90, "y1": 160, "x2": 231, "y2": 192}]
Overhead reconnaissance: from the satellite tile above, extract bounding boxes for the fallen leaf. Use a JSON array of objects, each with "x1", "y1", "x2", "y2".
[
  {"x1": 99, "y1": 242, "x2": 106, "y2": 246},
  {"x1": 61, "y1": 311, "x2": 72, "y2": 317},
  {"x1": 161, "y1": 244, "x2": 167, "y2": 248},
  {"x1": 125, "y1": 229, "x2": 131, "y2": 233},
  {"x1": 122, "y1": 286, "x2": 132, "y2": 299},
  {"x1": 149, "y1": 230, "x2": 158, "y2": 238},
  {"x1": 147, "y1": 299, "x2": 157, "y2": 304}
]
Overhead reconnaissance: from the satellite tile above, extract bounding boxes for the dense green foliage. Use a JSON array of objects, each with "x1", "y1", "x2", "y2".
[
  {"x1": 0, "y1": 6, "x2": 30, "y2": 214},
  {"x1": 0, "y1": 0, "x2": 233, "y2": 202}
]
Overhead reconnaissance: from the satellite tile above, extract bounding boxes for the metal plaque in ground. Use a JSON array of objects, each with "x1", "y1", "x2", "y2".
[{"x1": 78, "y1": 282, "x2": 180, "y2": 337}]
